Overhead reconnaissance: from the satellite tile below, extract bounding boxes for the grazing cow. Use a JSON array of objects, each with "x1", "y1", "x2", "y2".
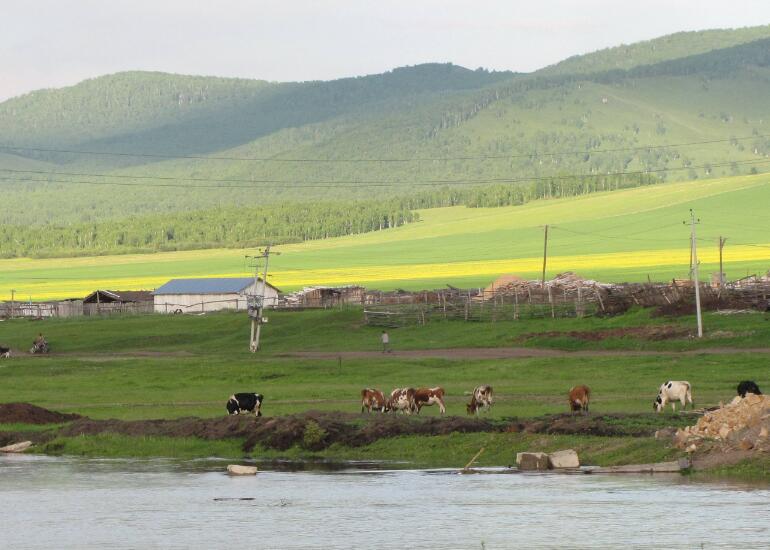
[
  {"x1": 361, "y1": 388, "x2": 386, "y2": 413},
  {"x1": 226, "y1": 393, "x2": 264, "y2": 416},
  {"x1": 387, "y1": 388, "x2": 416, "y2": 414},
  {"x1": 737, "y1": 380, "x2": 762, "y2": 398},
  {"x1": 414, "y1": 387, "x2": 446, "y2": 415},
  {"x1": 0, "y1": 346, "x2": 10, "y2": 359},
  {"x1": 466, "y1": 385, "x2": 494, "y2": 416},
  {"x1": 654, "y1": 381, "x2": 693, "y2": 413},
  {"x1": 568, "y1": 385, "x2": 591, "y2": 415}
]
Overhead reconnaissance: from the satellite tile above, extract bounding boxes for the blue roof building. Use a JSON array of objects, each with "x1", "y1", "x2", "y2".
[{"x1": 152, "y1": 277, "x2": 280, "y2": 313}]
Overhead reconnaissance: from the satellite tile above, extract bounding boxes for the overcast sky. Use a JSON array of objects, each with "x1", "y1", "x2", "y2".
[{"x1": 2, "y1": 0, "x2": 769, "y2": 101}]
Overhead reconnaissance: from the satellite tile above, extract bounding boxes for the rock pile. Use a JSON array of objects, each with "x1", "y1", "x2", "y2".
[{"x1": 674, "y1": 394, "x2": 770, "y2": 452}]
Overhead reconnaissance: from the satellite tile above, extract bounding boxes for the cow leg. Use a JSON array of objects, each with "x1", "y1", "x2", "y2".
[
  {"x1": 671, "y1": 402, "x2": 676, "y2": 413},
  {"x1": 438, "y1": 400, "x2": 446, "y2": 415}
]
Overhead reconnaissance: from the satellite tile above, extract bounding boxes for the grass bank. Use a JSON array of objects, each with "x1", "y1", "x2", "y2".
[{"x1": 1, "y1": 308, "x2": 768, "y2": 478}]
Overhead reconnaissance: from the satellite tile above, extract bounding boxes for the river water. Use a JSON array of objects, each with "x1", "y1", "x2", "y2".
[{"x1": 1, "y1": 455, "x2": 769, "y2": 549}]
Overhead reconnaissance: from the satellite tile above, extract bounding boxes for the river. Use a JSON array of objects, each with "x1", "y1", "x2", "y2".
[{"x1": 1, "y1": 455, "x2": 769, "y2": 549}]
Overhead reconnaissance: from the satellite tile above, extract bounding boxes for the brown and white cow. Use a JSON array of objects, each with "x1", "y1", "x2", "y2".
[
  {"x1": 387, "y1": 388, "x2": 416, "y2": 414},
  {"x1": 568, "y1": 385, "x2": 591, "y2": 415},
  {"x1": 466, "y1": 385, "x2": 493, "y2": 416},
  {"x1": 361, "y1": 388, "x2": 386, "y2": 413},
  {"x1": 414, "y1": 387, "x2": 446, "y2": 415}
]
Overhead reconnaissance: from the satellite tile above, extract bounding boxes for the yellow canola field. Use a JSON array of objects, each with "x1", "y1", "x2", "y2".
[
  {"x1": 6, "y1": 244, "x2": 767, "y2": 301},
  {"x1": 273, "y1": 244, "x2": 769, "y2": 287}
]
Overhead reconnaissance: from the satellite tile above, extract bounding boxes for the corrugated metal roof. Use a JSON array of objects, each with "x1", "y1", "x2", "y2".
[{"x1": 153, "y1": 278, "x2": 270, "y2": 295}]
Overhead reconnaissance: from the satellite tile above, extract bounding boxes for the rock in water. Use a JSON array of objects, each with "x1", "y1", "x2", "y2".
[
  {"x1": 548, "y1": 449, "x2": 580, "y2": 469},
  {"x1": 516, "y1": 452, "x2": 549, "y2": 471},
  {"x1": 227, "y1": 464, "x2": 258, "y2": 476},
  {"x1": 0, "y1": 441, "x2": 32, "y2": 453}
]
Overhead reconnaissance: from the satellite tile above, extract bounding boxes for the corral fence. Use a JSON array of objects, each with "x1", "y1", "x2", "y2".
[
  {"x1": 363, "y1": 276, "x2": 770, "y2": 327},
  {"x1": 364, "y1": 285, "x2": 606, "y2": 327}
]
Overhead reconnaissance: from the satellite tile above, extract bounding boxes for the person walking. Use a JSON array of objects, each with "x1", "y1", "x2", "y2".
[{"x1": 381, "y1": 330, "x2": 392, "y2": 353}]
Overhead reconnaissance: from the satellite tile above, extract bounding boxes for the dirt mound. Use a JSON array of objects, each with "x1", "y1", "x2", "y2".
[
  {"x1": 0, "y1": 403, "x2": 81, "y2": 424},
  {"x1": 505, "y1": 413, "x2": 689, "y2": 437},
  {"x1": 675, "y1": 394, "x2": 770, "y2": 453},
  {"x1": 58, "y1": 411, "x2": 498, "y2": 452},
  {"x1": 521, "y1": 326, "x2": 691, "y2": 342}
]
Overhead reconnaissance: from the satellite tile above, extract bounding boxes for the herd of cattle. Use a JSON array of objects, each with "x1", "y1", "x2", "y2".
[{"x1": 224, "y1": 380, "x2": 763, "y2": 417}]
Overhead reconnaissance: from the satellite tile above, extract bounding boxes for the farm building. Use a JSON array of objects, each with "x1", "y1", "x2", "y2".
[
  {"x1": 283, "y1": 286, "x2": 365, "y2": 308},
  {"x1": 82, "y1": 290, "x2": 153, "y2": 315},
  {"x1": 152, "y1": 277, "x2": 279, "y2": 314}
]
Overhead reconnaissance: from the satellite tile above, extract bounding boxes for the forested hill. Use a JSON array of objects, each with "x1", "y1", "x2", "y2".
[{"x1": 1, "y1": 25, "x2": 770, "y2": 258}]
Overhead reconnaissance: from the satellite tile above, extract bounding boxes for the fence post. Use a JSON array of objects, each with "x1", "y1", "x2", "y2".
[
  {"x1": 548, "y1": 286, "x2": 555, "y2": 318},
  {"x1": 514, "y1": 288, "x2": 519, "y2": 320}
]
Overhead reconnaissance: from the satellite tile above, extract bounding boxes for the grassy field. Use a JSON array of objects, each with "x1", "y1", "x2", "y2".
[
  {"x1": 2, "y1": 172, "x2": 770, "y2": 301},
  {"x1": 2, "y1": 309, "x2": 769, "y2": 474},
  {"x1": 0, "y1": 308, "x2": 768, "y2": 420}
]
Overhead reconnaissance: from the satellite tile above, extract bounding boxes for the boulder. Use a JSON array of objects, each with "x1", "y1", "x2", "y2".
[
  {"x1": 227, "y1": 464, "x2": 258, "y2": 476},
  {"x1": 516, "y1": 452, "x2": 549, "y2": 471},
  {"x1": 0, "y1": 441, "x2": 32, "y2": 453},
  {"x1": 548, "y1": 449, "x2": 580, "y2": 469}
]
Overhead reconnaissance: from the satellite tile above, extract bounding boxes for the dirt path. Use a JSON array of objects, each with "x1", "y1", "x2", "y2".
[{"x1": 280, "y1": 346, "x2": 770, "y2": 360}]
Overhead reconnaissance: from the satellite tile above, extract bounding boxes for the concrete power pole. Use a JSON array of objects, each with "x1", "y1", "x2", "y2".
[
  {"x1": 688, "y1": 210, "x2": 703, "y2": 338},
  {"x1": 10, "y1": 289, "x2": 15, "y2": 319},
  {"x1": 541, "y1": 224, "x2": 549, "y2": 286},
  {"x1": 248, "y1": 245, "x2": 278, "y2": 352}
]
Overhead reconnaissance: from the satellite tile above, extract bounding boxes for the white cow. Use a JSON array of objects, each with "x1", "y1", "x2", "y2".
[{"x1": 654, "y1": 381, "x2": 693, "y2": 412}]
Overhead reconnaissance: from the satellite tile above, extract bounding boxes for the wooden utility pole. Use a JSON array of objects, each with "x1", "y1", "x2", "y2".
[
  {"x1": 541, "y1": 224, "x2": 549, "y2": 286},
  {"x1": 718, "y1": 236, "x2": 727, "y2": 288},
  {"x1": 688, "y1": 210, "x2": 703, "y2": 338},
  {"x1": 10, "y1": 289, "x2": 15, "y2": 319}
]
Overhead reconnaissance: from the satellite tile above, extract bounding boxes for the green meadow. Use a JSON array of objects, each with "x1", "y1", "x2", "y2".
[{"x1": 2, "y1": 172, "x2": 770, "y2": 301}]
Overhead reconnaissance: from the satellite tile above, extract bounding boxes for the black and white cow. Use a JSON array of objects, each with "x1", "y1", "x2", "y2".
[
  {"x1": 226, "y1": 393, "x2": 264, "y2": 416},
  {"x1": 0, "y1": 346, "x2": 10, "y2": 359},
  {"x1": 654, "y1": 381, "x2": 693, "y2": 413},
  {"x1": 737, "y1": 380, "x2": 762, "y2": 398}
]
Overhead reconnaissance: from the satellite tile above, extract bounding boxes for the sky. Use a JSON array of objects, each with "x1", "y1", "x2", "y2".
[{"x1": 2, "y1": 0, "x2": 770, "y2": 101}]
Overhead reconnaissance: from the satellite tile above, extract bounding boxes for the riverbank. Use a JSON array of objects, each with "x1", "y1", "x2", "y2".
[{"x1": 3, "y1": 405, "x2": 768, "y2": 480}]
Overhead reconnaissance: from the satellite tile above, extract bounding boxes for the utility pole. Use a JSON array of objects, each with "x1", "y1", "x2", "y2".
[
  {"x1": 10, "y1": 289, "x2": 15, "y2": 319},
  {"x1": 686, "y1": 210, "x2": 703, "y2": 338},
  {"x1": 247, "y1": 245, "x2": 279, "y2": 352},
  {"x1": 718, "y1": 236, "x2": 727, "y2": 288},
  {"x1": 541, "y1": 224, "x2": 549, "y2": 286}
]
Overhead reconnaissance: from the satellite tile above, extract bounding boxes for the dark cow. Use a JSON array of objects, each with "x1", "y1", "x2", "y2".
[
  {"x1": 414, "y1": 387, "x2": 446, "y2": 415},
  {"x1": 361, "y1": 388, "x2": 386, "y2": 413},
  {"x1": 226, "y1": 393, "x2": 263, "y2": 416},
  {"x1": 737, "y1": 380, "x2": 762, "y2": 398},
  {"x1": 467, "y1": 385, "x2": 493, "y2": 416},
  {"x1": 568, "y1": 385, "x2": 591, "y2": 415},
  {"x1": 0, "y1": 346, "x2": 10, "y2": 359}
]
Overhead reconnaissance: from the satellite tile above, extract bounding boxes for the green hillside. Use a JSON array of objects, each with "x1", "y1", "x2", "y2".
[
  {"x1": 541, "y1": 24, "x2": 770, "y2": 74},
  {"x1": 2, "y1": 172, "x2": 769, "y2": 300},
  {"x1": 1, "y1": 25, "x2": 770, "y2": 257}
]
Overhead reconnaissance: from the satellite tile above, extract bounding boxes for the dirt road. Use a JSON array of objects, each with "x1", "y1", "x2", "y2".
[{"x1": 280, "y1": 346, "x2": 770, "y2": 360}]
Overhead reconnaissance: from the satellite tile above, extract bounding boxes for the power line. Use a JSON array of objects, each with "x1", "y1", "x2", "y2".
[
  {"x1": 1, "y1": 134, "x2": 768, "y2": 163},
  {"x1": 3, "y1": 158, "x2": 770, "y2": 190}
]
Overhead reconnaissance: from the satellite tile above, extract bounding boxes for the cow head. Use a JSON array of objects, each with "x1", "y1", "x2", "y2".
[{"x1": 653, "y1": 394, "x2": 664, "y2": 412}]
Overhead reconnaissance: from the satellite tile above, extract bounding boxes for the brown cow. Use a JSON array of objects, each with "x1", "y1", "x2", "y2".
[
  {"x1": 387, "y1": 388, "x2": 416, "y2": 414},
  {"x1": 466, "y1": 385, "x2": 493, "y2": 416},
  {"x1": 414, "y1": 387, "x2": 446, "y2": 415},
  {"x1": 568, "y1": 385, "x2": 591, "y2": 415},
  {"x1": 361, "y1": 388, "x2": 386, "y2": 413}
]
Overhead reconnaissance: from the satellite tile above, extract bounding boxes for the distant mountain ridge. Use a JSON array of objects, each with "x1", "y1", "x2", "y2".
[{"x1": 1, "y1": 24, "x2": 770, "y2": 258}]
